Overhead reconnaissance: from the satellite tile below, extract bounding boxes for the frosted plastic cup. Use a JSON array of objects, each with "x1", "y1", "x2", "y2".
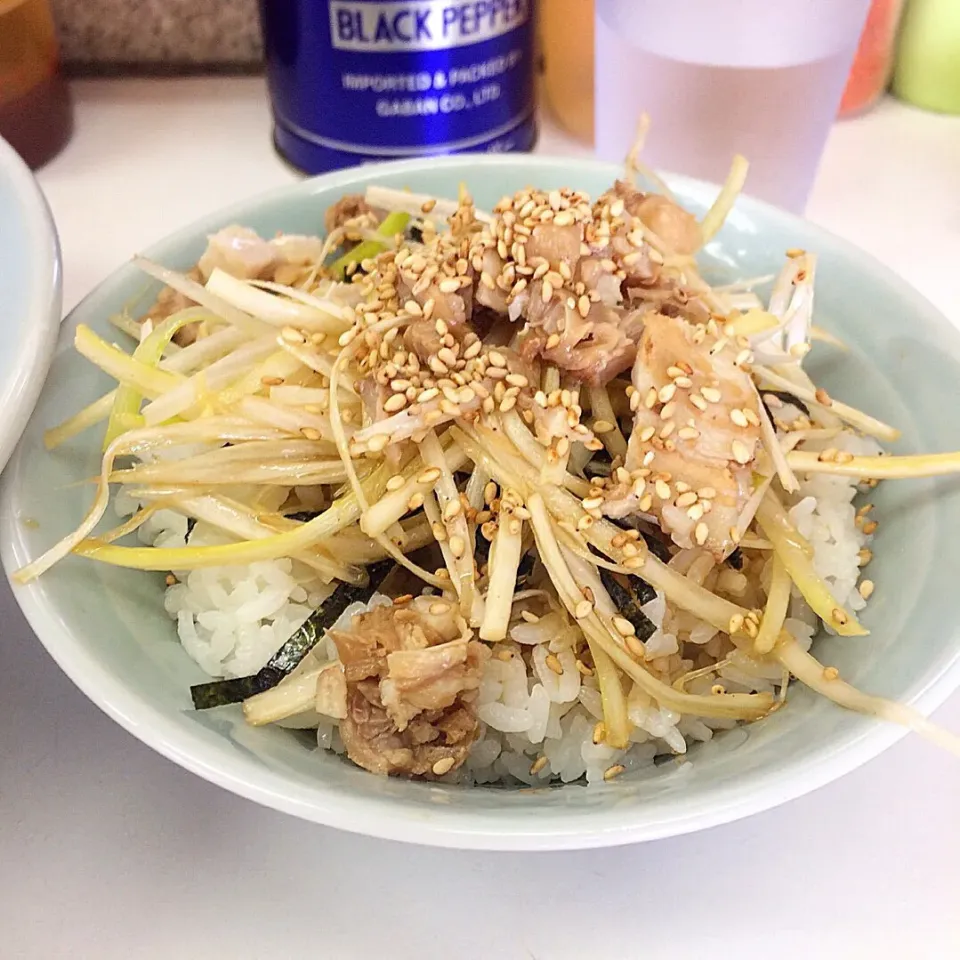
[{"x1": 594, "y1": 0, "x2": 871, "y2": 213}]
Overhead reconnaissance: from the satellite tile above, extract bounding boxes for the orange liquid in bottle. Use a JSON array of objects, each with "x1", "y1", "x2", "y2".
[
  {"x1": 0, "y1": 0, "x2": 72, "y2": 168},
  {"x1": 540, "y1": 0, "x2": 595, "y2": 142}
]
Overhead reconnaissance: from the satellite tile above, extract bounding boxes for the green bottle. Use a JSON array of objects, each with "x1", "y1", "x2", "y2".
[{"x1": 893, "y1": 0, "x2": 960, "y2": 114}]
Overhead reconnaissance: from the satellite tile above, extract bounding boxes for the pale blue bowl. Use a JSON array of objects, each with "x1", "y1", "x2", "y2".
[
  {"x1": 3, "y1": 155, "x2": 960, "y2": 850},
  {"x1": 0, "y1": 135, "x2": 61, "y2": 473}
]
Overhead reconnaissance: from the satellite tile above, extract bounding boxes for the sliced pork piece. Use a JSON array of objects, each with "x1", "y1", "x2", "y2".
[
  {"x1": 603, "y1": 313, "x2": 761, "y2": 559},
  {"x1": 330, "y1": 598, "x2": 488, "y2": 777},
  {"x1": 198, "y1": 225, "x2": 278, "y2": 282},
  {"x1": 324, "y1": 193, "x2": 375, "y2": 234},
  {"x1": 610, "y1": 180, "x2": 702, "y2": 256},
  {"x1": 520, "y1": 285, "x2": 646, "y2": 384}
]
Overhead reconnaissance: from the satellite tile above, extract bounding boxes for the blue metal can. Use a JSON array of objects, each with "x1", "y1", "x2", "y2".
[{"x1": 259, "y1": 0, "x2": 538, "y2": 172}]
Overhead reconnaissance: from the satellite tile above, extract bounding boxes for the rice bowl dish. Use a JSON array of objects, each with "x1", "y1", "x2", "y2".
[{"x1": 7, "y1": 152, "x2": 960, "y2": 846}]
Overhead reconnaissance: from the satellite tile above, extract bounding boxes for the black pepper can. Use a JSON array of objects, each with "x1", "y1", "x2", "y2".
[{"x1": 260, "y1": 0, "x2": 539, "y2": 172}]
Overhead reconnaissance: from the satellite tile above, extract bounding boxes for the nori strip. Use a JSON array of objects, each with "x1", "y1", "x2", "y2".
[
  {"x1": 584, "y1": 448, "x2": 613, "y2": 479},
  {"x1": 473, "y1": 527, "x2": 491, "y2": 564},
  {"x1": 186, "y1": 518, "x2": 196, "y2": 538},
  {"x1": 190, "y1": 670, "x2": 283, "y2": 710},
  {"x1": 761, "y1": 390, "x2": 810, "y2": 418},
  {"x1": 516, "y1": 550, "x2": 535, "y2": 589},
  {"x1": 408, "y1": 224, "x2": 424, "y2": 244},
  {"x1": 726, "y1": 547, "x2": 744, "y2": 570},
  {"x1": 286, "y1": 510, "x2": 321, "y2": 523},
  {"x1": 190, "y1": 559, "x2": 394, "y2": 710},
  {"x1": 639, "y1": 530, "x2": 672, "y2": 565},
  {"x1": 598, "y1": 568, "x2": 657, "y2": 642}
]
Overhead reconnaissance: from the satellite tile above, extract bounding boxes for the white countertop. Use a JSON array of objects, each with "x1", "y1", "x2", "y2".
[{"x1": 4, "y1": 77, "x2": 960, "y2": 959}]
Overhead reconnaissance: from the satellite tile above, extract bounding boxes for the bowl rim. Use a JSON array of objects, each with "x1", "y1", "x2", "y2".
[
  {"x1": 0, "y1": 135, "x2": 62, "y2": 474},
  {"x1": 4, "y1": 152, "x2": 960, "y2": 851}
]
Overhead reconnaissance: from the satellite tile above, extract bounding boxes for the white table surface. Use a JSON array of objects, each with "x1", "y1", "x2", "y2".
[{"x1": 4, "y1": 77, "x2": 960, "y2": 959}]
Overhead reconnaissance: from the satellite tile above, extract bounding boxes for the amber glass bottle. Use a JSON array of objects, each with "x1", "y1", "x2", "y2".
[{"x1": 0, "y1": 0, "x2": 72, "y2": 168}]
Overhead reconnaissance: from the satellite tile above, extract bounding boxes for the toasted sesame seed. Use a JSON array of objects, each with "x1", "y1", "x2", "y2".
[
  {"x1": 728, "y1": 613, "x2": 745, "y2": 634},
  {"x1": 701, "y1": 386, "x2": 722, "y2": 404},
  {"x1": 165, "y1": 574, "x2": 177, "y2": 586},
  {"x1": 506, "y1": 373, "x2": 528, "y2": 388},
  {"x1": 603, "y1": 764, "x2": 626, "y2": 782},
  {"x1": 694, "y1": 522, "x2": 709, "y2": 546},
  {"x1": 612, "y1": 616, "x2": 636, "y2": 638},
  {"x1": 576, "y1": 659, "x2": 594, "y2": 677},
  {"x1": 690, "y1": 394, "x2": 708, "y2": 412},
  {"x1": 731, "y1": 440, "x2": 752, "y2": 464},
  {"x1": 623, "y1": 556, "x2": 645, "y2": 570},
  {"x1": 660, "y1": 401, "x2": 677, "y2": 420},
  {"x1": 574, "y1": 599, "x2": 594, "y2": 620},
  {"x1": 658, "y1": 383, "x2": 677, "y2": 404},
  {"x1": 857, "y1": 548, "x2": 873, "y2": 566},
  {"x1": 624, "y1": 635, "x2": 645, "y2": 660},
  {"x1": 822, "y1": 666, "x2": 840, "y2": 681},
  {"x1": 282, "y1": 326, "x2": 306, "y2": 344},
  {"x1": 438, "y1": 277, "x2": 460, "y2": 294},
  {"x1": 432, "y1": 757, "x2": 456, "y2": 776},
  {"x1": 261, "y1": 375, "x2": 284, "y2": 387},
  {"x1": 815, "y1": 388, "x2": 832, "y2": 407},
  {"x1": 417, "y1": 467, "x2": 441, "y2": 484},
  {"x1": 858, "y1": 579, "x2": 875, "y2": 600},
  {"x1": 654, "y1": 479, "x2": 671, "y2": 500},
  {"x1": 383, "y1": 393, "x2": 407, "y2": 413},
  {"x1": 675, "y1": 491, "x2": 698, "y2": 508},
  {"x1": 529, "y1": 756, "x2": 549, "y2": 776},
  {"x1": 862, "y1": 520, "x2": 878, "y2": 536},
  {"x1": 406, "y1": 492, "x2": 425, "y2": 511},
  {"x1": 677, "y1": 426, "x2": 700, "y2": 441},
  {"x1": 832, "y1": 607, "x2": 849, "y2": 626},
  {"x1": 535, "y1": 653, "x2": 562, "y2": 678},
  {"x1": 711, "y1": 684, "x2": 726, "y2": 696},
  {"x1": 591, "y1": 721, "x2": 607, "y2": 745},
  {"x1": 581, "y1": 496, "x2": 604, "y2": 511},
  {"x1": 730, "y1": 408, "x2": 749, "y2": 428}
]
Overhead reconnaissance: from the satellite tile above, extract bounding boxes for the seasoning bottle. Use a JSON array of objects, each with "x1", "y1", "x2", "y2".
[
  {"x1": 839, "y1": 0, "x2": 905, "y2": 116},
  {"x1": 893, "y1": 0, "x2": 960, "y2": 114},
  {"x1": 259, "y1": 0, "x2": 538, "y2": 173},
  {"x1": 0, "y1": 0, "x2": 72, "y2": 168}
]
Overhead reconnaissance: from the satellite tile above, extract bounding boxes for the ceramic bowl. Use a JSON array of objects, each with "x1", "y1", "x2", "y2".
[
  {"x1": 0, "y1": 135, "x2": 61, "y2": 473},
  {"x1": 4, "y1": 155, "x2": 960, "y2": 850}
]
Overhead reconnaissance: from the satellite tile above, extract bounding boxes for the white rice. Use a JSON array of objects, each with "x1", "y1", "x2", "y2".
[{"x1": 130, "y1": 424, "x2": 877, "y2": 787}]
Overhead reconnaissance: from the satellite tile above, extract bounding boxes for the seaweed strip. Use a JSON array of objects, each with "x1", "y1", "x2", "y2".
[
  {"x1": 598, "y1": 568, "x2": 656, "y2": 642},
  {"x1": 474, "y1": 527, "x2": 491, "y2": 564},
  {"x1": 286, "y1": 510, "x2": 321, "y2": 523},
  {"x1": 639, "y1": 530, "x2": 672, "y2": 565},
  {"x1": 726, "y1": 547, "x2": 744, "y2": 570},
  {"x1": 516, "y1": 550, "x2": 535, "y2": 589},
  {"x1": 190, "y1": 559, "x2": 393, "y2": 710},
  {"x1": 761, "y1": 390, "x2": 810, "y2": 418}
]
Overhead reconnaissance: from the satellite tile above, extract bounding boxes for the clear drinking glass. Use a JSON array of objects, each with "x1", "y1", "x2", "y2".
[{"x1": 593, "y1": 0, "x2": 871, "y2": 212}]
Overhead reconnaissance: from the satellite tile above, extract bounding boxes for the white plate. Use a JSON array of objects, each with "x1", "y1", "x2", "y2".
[{"x1": 0, "y1": 135, "x2": 61, "y2": 474}]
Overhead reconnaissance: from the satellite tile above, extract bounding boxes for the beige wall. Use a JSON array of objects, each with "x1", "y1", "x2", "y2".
[{"x1": 51, "y1": 0, "x2": 262, "y2": 69}]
